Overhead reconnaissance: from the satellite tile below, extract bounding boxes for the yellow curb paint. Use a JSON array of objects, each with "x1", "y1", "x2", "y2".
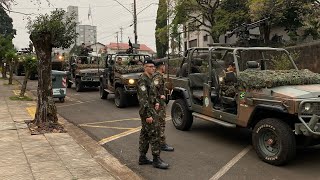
[
  {"x1": 26, "y1": 106, "x2": 36, "y2": 119},
  {"x1": 79, "y1": 124, "x2": 135, "y2": 130},
  {"x1": 98, "y1": 126, "x2": 142, "y2": 145},
  {"x1": 13, "y1": 90, "x2": 28, "y2": 96}
]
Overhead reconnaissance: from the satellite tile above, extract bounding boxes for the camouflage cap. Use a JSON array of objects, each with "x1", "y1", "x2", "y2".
[{"x1": 143, "y1": 58, "x2": 155, "y2": 65}]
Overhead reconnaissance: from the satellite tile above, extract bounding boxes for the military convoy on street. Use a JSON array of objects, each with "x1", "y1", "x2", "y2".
[
  {"x1": 66, "y1": 55, "x2": 103, "y2": 92},
  {"x1": 168, "y1": 46, "x2": 320, "y2": 165},
  {"x1": 99, "y1": 53, "x2": 150, "y2": 108}
]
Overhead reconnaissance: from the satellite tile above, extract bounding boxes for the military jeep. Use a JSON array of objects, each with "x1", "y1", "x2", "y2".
[
  {"x1": 169, "y1": 47, "x2": 320, "y2": 166},
  {"x1": 66, "y1": 55, "x2": 103, "y2": 92},
  {"x1": 99, "y1": 53, "x2": 150, "y2": 108}
]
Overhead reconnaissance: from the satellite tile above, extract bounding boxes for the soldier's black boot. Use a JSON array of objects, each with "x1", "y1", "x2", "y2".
[
  {"x1": 139, "y1": 155, "x2": 153, "y2": 165},
  {"x1": 152, "y1": 155, "x2": 169, "y2": 169},
  {"x1": 161, "y1": 144, "x2": 174, "y2": 152}
]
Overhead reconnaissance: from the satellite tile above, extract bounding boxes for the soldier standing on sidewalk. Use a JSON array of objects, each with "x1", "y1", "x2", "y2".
[
  {"x1": 137, "y1": 58, "x2": 169, "y2": 169},
  {"x1": 153, "y1": 60, "x2": 174, "y2": 151}
]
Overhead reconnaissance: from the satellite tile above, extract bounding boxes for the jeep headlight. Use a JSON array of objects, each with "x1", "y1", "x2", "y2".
[
  {"x1": 304, "y1": 103, "x2": 312, "y2": 112},
  {"x1": 128, "y1": 79, "x2": 135, "y2": 84}
]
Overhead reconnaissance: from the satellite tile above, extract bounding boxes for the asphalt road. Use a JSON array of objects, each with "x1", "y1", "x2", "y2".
[{"x1": 15, "y1": 76, "x2": 320, "y2": 180}]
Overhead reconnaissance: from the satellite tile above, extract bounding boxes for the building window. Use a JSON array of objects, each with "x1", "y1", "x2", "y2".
[{"x1": 203, "y1": 35, "x2": 208, "y2": 42}]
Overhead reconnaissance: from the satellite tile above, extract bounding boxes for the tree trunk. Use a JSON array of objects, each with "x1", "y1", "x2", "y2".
[
  {"x1": 30, "y1": 33, "x2": 58, "y2": 128},
  {"x1": 20, "y1": 70, "x2": 30, "y2": 97},
  {"x1": 8, "y1": 59, "x2": 13, "y2": 85},
  {"x1": 1, "y1": 61, "x2": 7, "y2": 79}
]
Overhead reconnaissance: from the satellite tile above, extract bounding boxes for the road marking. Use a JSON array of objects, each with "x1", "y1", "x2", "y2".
[
  {"x1": 26, "y1": 106, "x2": 36, "y2": 119},
  {"x1": 81, "y1": 118, "x2": 141, "y2": 126},
  {"x1": 98, "y1": 117, "x2": 172, "y2": 145},
  {"x1": 99, "y1": 126, "x2": 141, "y2": 145},
  {"x1": 79, "y1": 124, "x2": 135, "y2": 130},
  {"x1": 56, "y1": 100, "x2": 97, "y2": 108},
  {"x1": 209, "y1": 146, "x2": 252, "y2": 180}
]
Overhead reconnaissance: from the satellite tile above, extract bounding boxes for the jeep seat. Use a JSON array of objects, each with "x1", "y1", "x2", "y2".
[
  {"x1": 246, "y1": 61, "x2": 259, "y2": 69},
  {"x1": 189, "y1": 73, "x2": 217, "y2": 100}
]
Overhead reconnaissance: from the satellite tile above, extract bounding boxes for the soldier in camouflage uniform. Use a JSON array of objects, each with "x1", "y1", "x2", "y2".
[
  {"x1": 221, "y1": 62, "x2": 237, "y2": 97},
  {"x1": 153, "y1": 60, "x2": 174, "y2": 152},
  {"x1": 137, "y1": 58, "x2": 169, "y2": 169}
]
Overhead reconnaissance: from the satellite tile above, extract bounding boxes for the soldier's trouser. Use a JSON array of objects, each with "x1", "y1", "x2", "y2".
[
  {"x1": 139, "y1": 115, "x2": 160, "y2": 156},
  {"x1": 158, "y1": 108, "x2": 166, "y2": 145}
]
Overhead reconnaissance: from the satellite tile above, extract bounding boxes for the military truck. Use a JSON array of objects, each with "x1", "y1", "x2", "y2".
[
  {"x1": 169, "y1": 47, "x2": 320, "y2": 166},
  {"x1": 66, "y1": 55, "x2": 103, "y2": 92},
  {"x1": 99, "y1": 53, "x2": 150, "y2": 108}
]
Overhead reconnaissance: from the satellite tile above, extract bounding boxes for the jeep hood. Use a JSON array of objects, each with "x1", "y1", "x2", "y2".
[
  {"x1": 269, "y1": 84, "x2": 320, "y2": 99},
  {"x1": 79, "y1": 69, "x2": 104, "y2": 74},
  {"x1": 120, "y1": 72, "x2": 142, "y2": 79}
]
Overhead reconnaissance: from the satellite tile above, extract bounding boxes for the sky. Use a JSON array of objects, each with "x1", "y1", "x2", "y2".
[{"x1": 8, "y1": 0, "x2": 159, "y2": 51}]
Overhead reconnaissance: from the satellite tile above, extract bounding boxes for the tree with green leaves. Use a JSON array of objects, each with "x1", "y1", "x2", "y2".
[
  {"x1": 155, "y1": 0, "x2": 169, "y2": 58},
  {"x1": 172, "y1": 0, "x2": 249, "y2": 43},
  {"x1": 0, "y1": 35, "x2": 13, "y2": 78},
  {"x1": 20, "y1": 54, "x2": 37, "y2": 97},
  {"x1": 27, "y1": 9, "x2": 77, "y2": 131},
  {"x1": 0, "y1": 4, "x2": 16, "y2": 39},
  {"x1": 5, "y1": 49, "x2": 17, "y2": 84}
]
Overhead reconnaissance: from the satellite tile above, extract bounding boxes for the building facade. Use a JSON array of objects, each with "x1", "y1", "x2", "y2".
[{"x1": 76, "y1": 25, "x2": 97, "y2": 46}]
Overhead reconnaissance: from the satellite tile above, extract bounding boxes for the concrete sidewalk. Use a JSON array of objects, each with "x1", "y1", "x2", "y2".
[{"x1": 0, "y1": 77, "x2": 141, "y2": 180}]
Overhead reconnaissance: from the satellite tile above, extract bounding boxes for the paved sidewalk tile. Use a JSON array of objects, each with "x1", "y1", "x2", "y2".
[
  {"x1": 30, "y1": 161, "x2": 68, "y2": 173},
  {"x1": 0, "y1": 164, "x2": 33, "y2": 180},
  {"x1": 69, "y1": 166, "x2": 115, "y2": 180},
  {"x1": 33, "y1": 169, "x2": 74, "y2": 180},
  {"x1": 24, "y1": 145, "x2": 60, "y2": 163},
  {"x1": 45, "y1": 133, "x2": 79, "y2": 146}
]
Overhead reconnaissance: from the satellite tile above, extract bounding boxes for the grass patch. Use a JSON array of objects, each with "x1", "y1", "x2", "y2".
[{"x1": 9, "y1": 95, "x2": 33, "y2": 101}]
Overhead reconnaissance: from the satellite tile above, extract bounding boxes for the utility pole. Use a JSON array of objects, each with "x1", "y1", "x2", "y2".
[
  {"x1": 120, "y1": 27, "x2": 123, "y2": 43},
  {"x1": 116, "y1": 32, "x2": 119, "y2": 52},
  {"x1": 133, "y1": 0, "x2": 138, "y2": 45}
]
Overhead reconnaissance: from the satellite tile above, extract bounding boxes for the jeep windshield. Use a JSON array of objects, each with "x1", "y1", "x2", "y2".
[{"x1": 114, "y1": 54, "x2": 150, "y2": 66}]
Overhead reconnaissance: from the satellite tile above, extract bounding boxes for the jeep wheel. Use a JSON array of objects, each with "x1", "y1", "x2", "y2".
[
  {"x1": 100, "y1": 82, "x2": 108, "y2": 99},
  {"x1": 75, "y1": 78, "x2": 83, "y2": 92},
  {"x1": 171, "y1": 99, "x2": 193, "y2": 131},
  {"x1": 252, "y1": 118, "x2": 296, "y2": 166},
  {"x1": 115, "y1": 87, "x2": 127, "y2": 108}
]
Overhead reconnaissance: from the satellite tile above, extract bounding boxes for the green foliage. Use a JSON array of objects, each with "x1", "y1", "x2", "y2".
[
  {"x1": 0, "y1": 4, "x2": 16, "y2": 39},
  {"x1": 27, "y1": 9, "x2": 78, "y2": 49},
  {"x1": 271, "y1": 51, "x2": 300, "y2": 70},
  {"x1": 0, "y1": 34, "x2": 13, "y2": 59},
  {"x1": 155, "y1": 0, "x2": 168, "y2": 58},
  {"x1": 24, "y1": 54, "x2": 37, "y2": 73},
  {"x1": 5, "y1": 49, "x2": 17, "y2": 61}
]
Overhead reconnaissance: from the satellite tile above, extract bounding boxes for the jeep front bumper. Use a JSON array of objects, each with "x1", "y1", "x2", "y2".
[{"x1": 296, "y1": 100, "x2": 320, "y2": 136}]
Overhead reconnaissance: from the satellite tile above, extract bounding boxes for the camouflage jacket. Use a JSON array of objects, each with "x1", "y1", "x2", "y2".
[
  {"x1": 152, "y1": 72, "x2": 166, "y2": 107},
  {"x1": 137, "y1": 73, "x2": 158, "y2": 118}
]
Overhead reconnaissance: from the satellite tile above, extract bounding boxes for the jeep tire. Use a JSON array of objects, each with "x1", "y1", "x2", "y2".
[
  {"x1": 252, "y1": 118, "x2": 296, "y2": 166},
  {"x1": 75, "y1": 78, "x2": 83, "y2": 92},
  {"x1": 99, "y1": 82, "x2": 108, "y2": 99},
  {"x1": 115, "y1": 87, "x2": 127, "y2": 108},
  {"x1": 171, "y1": 99, "x2": 193, "y2": 131}
]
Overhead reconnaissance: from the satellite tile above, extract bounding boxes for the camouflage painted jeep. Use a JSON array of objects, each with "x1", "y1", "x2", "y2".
[
  {"x1": 99, "y1": 53, "x2": 149, "y2": 108},
  {"x1": 66, "y1": 55, "x2": 103, "y2": 92},
  {"x1": 169, "y1": 47, "x2": 320, "y2": 166}
]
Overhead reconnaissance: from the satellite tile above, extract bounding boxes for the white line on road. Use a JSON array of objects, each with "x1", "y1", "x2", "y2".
[
  {"x1": 56, "y1": 100, "x2": 97, "y2": 108},
  {"x1": 209, "y1": 146, "x2": 252, "y2": 180}
]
